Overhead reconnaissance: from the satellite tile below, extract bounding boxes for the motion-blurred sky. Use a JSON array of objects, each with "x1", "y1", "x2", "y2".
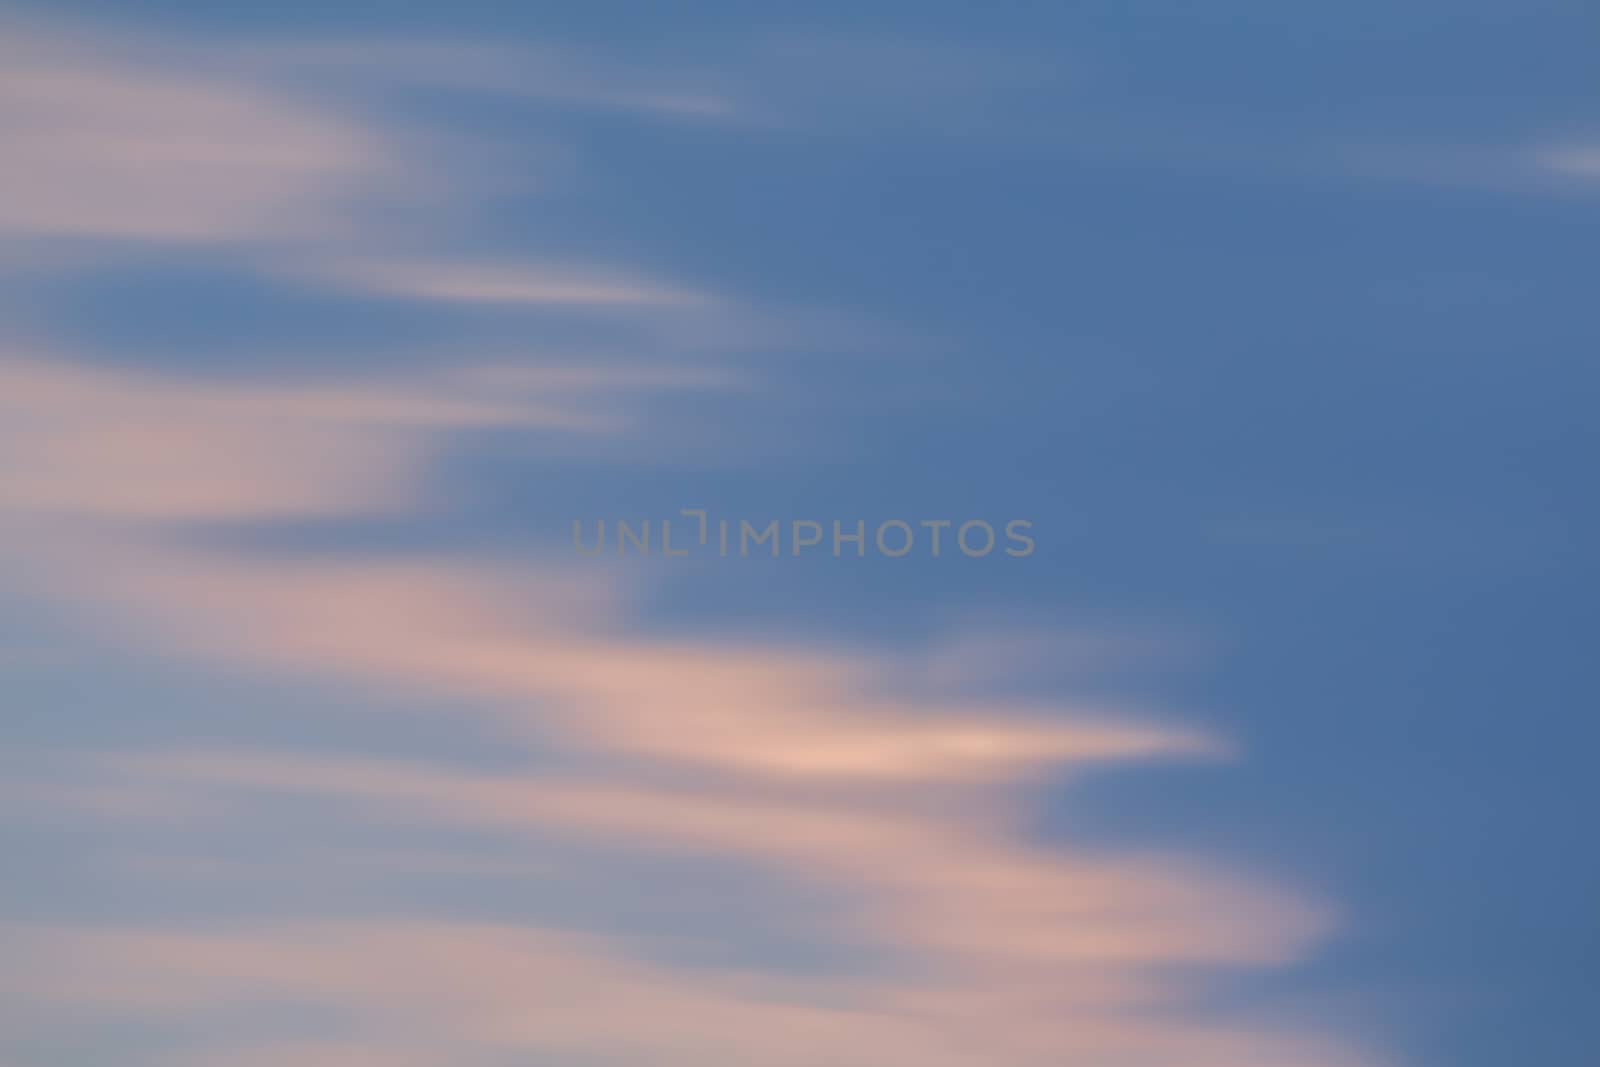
[{"x1": 2, "y1": 4, "x2": 1596, "y2": 1066}]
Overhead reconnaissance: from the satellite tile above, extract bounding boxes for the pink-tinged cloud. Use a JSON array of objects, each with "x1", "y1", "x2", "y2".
[
  {"x1": 0, "y1": 349, "x2": 1382, "y2": 1066},
  {"x1": 0, "y1": 17, "x2": 1385, "y2": 1066},
  {"x1": 4, "y1": 919, "x2": 1381, "y2": 1067},
  {"x1": 307, "y1": 257, "x2": 719, "y2": 308},
  {"x1": 0, "y1": 25, "x2": 385, "y2": 243},
  {"x1": 0, "y1": 354, "x2": 726, "y2": 522}
]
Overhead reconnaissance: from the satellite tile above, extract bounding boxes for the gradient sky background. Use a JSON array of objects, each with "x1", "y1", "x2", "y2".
[{"x1": 1, "y1": 4, "x2": 1597, "y2": 1066}]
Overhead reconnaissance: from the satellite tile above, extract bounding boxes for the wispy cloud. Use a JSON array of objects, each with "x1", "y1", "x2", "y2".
[
  {"x1": 0, "y1": 353, "x2": 722, "y2": 523},
  {"x1": 0, "y1": 344, "x2": 1370, "y2": 1066},
  {"x1": 0, "y1": 17, "x2": 741, "y2": 317},
  {"x1": 0, "y1": 26, "x2": 389, "y2": 243},
  {"x1": 0, "y1": 354, "x2": 1212, "y2": 783},
  {"x1": 236, "y1": 37, "x2": 740, "y2": 119},
  {"x1": 5, "y1": 913, "x2": 1376, "y2": 1067},
  {"x1": 308, "y1": 256, "x2": 717, "y2": 308},
  {"x1": 0, "y1": 13, "x2": 1384, "y2": 1067},
  {"x1": 1534, "y1": 141, "x2": 1600, "y2": 180}
]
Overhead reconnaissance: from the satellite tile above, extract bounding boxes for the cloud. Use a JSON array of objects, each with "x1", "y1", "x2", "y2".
[
  {"x1": 3, "y1": 916, "x2": 1377, "y2": 1067},
  {"x1": 0, "y1": 348, "x2": 1373, "y2": 1066},
  {"x1": 0, "y1": 24, "x2": 394, "y2": 243},
  {"x1": 0, "y1": 348, "x2": 1196, "y2": 790},
  {"x1": 91, "y1": 745, "x2": 1324, "y2": 969},
  {"x1": 0, "y1": 14, "x2": 1382, "y2": 1067},
  {"x1": 306, "y1": 256, "x2": 717, "y2": 308},
  {"x1": 1535, "y1": 142, "x2": 1600, "y2": 180},
  {"x1": 0, "y1": 18, "x2": 741, "y2": 323},
  {"x1": 0, "y1": 352, "x2": 724, "y2": 524},
  {"x1": 235, "y1": 37, "x2": 740, "y2": 119}
]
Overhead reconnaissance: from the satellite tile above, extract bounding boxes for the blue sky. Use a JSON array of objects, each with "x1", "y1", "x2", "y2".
[{"x1": 1, "y1": 4, "x2": 1596, "y2": 1066}]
